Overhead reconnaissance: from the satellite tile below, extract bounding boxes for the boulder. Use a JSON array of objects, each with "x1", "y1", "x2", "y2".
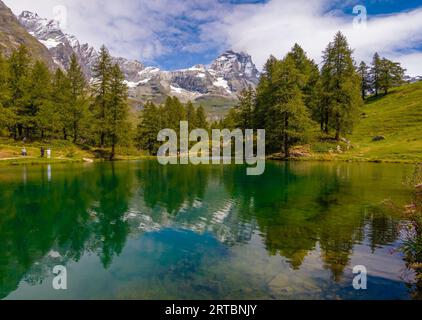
[{"x1": 372, "y1": 135, "x2": 386, "y2": 142}]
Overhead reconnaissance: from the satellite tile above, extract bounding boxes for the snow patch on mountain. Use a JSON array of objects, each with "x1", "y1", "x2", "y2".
[{"x1": 17, "y1": 11, "x2": 260, "y2": 104}]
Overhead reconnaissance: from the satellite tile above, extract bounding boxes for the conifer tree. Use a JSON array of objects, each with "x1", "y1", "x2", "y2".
[
  {"x1": 358, "y1": 61, "x2": 371, "y2": 100},
  {"x1": 195, "y1": 105, "x2": 208, "y2": 130},
  {"x1": 52, "y1": 68, "x2": 72, "y2": 140},
  {"x1": 27, "y1": 61, "x2": 52, "y2": 139},
  {"x1": 0, "y1": 53, "x2": 11, "y2": 133},
  {"x1": 7, "y1": 45, "x2": 31, "y2": 139},
  {"x1": 371, "y1": 53, "x2": 382, "y2": 96},
  {"x1": 254, "y1": 55, "x2": 278, "y2": 130},
  {"x1": 92, "y1": 45, "x2": 113, "y2": 147},
  {"x1": 266, "y1": 55, "x2": 312, "y2": 157},
  {"x1": 378, "y1": 58, "x2": 405, "y2": 95},
  {"x1": 236, "y1": 86, "x2": 255, "y2": 131},
  {"x1": 185, "y1": 101, "x2": 197, "y2": 130},
  {"x1": 107, "y1": 63, "x2": 129, "y2": 160},
  {"x1": 137, "y1": 101, "x2": 161, "y2": 155},
  {"x1": 320, "y1": 32, "x2": 362, "y2": 140},
  {"x1": 67, "y1": 54, "x2": 88, "y2": 143},
  {"x1": 286, "y1": 44, "x2": 320, "y2": 124}
]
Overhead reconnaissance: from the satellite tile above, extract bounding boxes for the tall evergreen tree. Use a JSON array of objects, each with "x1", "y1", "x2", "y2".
[
  {"x1": 286, "y1": 44, "x2": 320, "y2": 124},
  {"x1": 320, "y1": 32, "x2": 362, "y2": 140},
  {"x1": 378, "y1": 58, "x2": 405, "y2": 95},
  {"x1": 52, "y1": 68, "x2": 72, "y2": 140},
  {"x1": 254, "y1": 55, "x2": 278, "y2": 129},
  {"x1": 107, "y1": 63, "x2": 129, "y2": 160},
  {"x1": 236, "y1": 86, "x2": 255, "y2": 131},
  {"x1": 7, "y1": 45, "x2": 31, "y2": 139},
  {"x1": 371, "y1": 53, "x2": 382, "y2": 96},
  {"x1": 266, "y1": 55, "x2": 313, "y2": 157},
  {"x1": 137, "y1": 101, "x2": 162, "y2": 155},
  {"x1": 195, "y1": 105, "x2": 208, "y2": 130},
  {"x1": 92, "y1": 45, "x2": 113, "y2": 147},
  {"x1": 185, "y1": 101, "x2": 198, "y2": 130},
  {"x1": 358, "y1": 61, "x2": 371, "y2": 100},
  {"x1": 67, "y1": 54, "x2": 88, "y2": 143},
  {"x1": 0, "y1": 53, "x2": 11, "y2": 133},
  {"x1": 27, "y1": 61, "x2": 52, "y2": 139}
]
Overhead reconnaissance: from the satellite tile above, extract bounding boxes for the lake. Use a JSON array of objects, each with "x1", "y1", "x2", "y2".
[{"x1": 0, "y1": 160, "x2": 417, "y2": 300}]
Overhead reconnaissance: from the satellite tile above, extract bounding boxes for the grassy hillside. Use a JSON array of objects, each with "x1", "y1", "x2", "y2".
[
  {"x1": 306, "y1": 81, "x2": 422, "y2": 162},
  {"x1": 1, "y1": 82, "x2": 421, "y2": 166},
  {"x1": 348, "y1": 82, "x2": 422, "y2": 161}
]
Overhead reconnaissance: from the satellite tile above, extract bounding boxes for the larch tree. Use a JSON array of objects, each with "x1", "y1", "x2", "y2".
[
  {"x1": 107, "y1": 63, "x2": 129, "y2": 160},
  {"x1": 27, "y1": 61, "x2": 52, "y2": 139},
  {"x1": 52, "y1": 68, "x2": 72, "y2": 140},
  {"x1": 371, "y1": 53, "x2": 382, "y2": 97},
  {"x1": 358, "y1": 61, "x2": 371, "y2": 100},
  {"x1": 67, "y1": 54, "x2": 88, "y2": 143},
  {"x1": 267, "y1": 55, "x2": 313, "y2": 157},
  {"x1": 7, "y1": 45, "x2": 31, "y2": 139},
  {"x1": 320, "y1": 32, "x2": 362, "y2": 140},
  {"x1": 92, "y1": 45, "x2": 113, "y2": 147},
  {"x1": 236, "y1": 86, "x2": 255, "y2": 131}
]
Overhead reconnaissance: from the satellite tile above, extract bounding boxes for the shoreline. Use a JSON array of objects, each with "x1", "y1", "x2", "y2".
[{"x1": 0, "y1": 154, "x2": 419, "y2": 168}]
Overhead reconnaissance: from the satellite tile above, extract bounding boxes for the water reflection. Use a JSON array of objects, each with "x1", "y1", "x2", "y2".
[{"x1": 0, "y1": 161, "x2": 414, "y2": 299}]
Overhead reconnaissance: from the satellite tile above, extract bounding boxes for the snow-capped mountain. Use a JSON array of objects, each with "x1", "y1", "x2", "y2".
[
  {"x1": 404, "y1": 75, "x2": 422, "y2": 83},
  {"x1": 17, "y1": 10, "x2": 260, "y2": 105},
  {"x1": 18, "y1": 11, "x2": 144, "y2": 81}
]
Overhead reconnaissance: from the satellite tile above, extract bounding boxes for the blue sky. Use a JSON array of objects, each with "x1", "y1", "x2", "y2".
[{"x1": 5, "y1": 0, "x2": 422, "y2": 75}]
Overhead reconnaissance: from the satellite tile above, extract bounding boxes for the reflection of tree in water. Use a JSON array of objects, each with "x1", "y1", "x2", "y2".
[
  {"x1": 136, "y1": 161, "x2": 209, "y2": 215},
  {"x1": 220, "y1": 162, "x2": 402, "y2": 281},
  {"x1": 0, "y1": 163, "x2": 135, "y2": 298},
  {"x1": 0, "y1": 161, "x2": 407, "y2": 298}
]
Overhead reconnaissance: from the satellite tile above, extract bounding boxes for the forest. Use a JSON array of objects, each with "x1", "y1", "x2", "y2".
[{"x1": 0, "y1": 32, "x2": 405, "y2": 160}]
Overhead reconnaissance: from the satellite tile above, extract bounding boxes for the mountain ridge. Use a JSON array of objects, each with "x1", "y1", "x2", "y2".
[
  {"x1": 0, "y1": 1, "x2": 54, "y2": 67},
  {"x1": 17, "y1": 9, "x2": 260, "y2": 106}
]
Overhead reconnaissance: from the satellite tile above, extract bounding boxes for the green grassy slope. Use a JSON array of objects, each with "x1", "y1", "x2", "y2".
[
  {"x1": 346, "y1": 81, "x2": 422, "y2": 162},
  {"x1": 284, "y1": 81, "x2": 422, "y2": 163}
]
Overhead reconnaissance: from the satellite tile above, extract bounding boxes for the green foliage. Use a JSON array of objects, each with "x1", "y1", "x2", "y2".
[
  {"x1": 107, "y1": 63, "x2": 130, "y2": 160},
  {"x1": 137, "y1": 101, "x2": 162, "y2": 155},
  {"x1": 67, "y1": 54, "x2": 89, "y2": 143},
  {"x1": 92, "y1": 45, "x2": 113, "y2": 147},
  {"x1": 320, "y1": 32, "x2": 362, "y2": 140},
  {"x1": 358, "y1": 61, "x2": 371, "y2": 100},
  {"x1": 0, "y1": 45, "x2": 131, "y2": 160},
  {"x1": 370, "y1": 53, "x2": 405, "y2": 96},
  {"x1": 136, "y1": 97, "x2": 210, "y2": 155}
]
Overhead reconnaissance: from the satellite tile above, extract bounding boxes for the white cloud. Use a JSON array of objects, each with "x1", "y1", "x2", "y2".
[
  {"x1": 4, "y1": 0, "x2": 422, "y2": 75},
  {"x1": 3, "y1": 0, "x2": 228, "y2": 62},
  {"x1": 204, "y1": 0, "x2": 422, "y2": 75}
]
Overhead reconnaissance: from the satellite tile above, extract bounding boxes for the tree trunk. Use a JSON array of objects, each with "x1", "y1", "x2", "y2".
[
  {"x1": 100, "y1": 133, "x2": 105, "y2": 148},
  {"x1": 73, "y1": 121, "x2": 77, "y2": 144},
  {"x1": 110, "y1": 134, "x2": 116, "y2": 161},
  {"x1": 284, "y1": 115, "x2": 289, "y2": 159},
  {"x1": 324, "y1": 112, "x2": 329, "y2": 134},
  {"x1": 63, "y1": 128, "x2": 67, "y2": 140}
]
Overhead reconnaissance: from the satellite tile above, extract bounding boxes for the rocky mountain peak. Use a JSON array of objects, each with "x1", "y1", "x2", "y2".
[
  {"x1": 14, "y1": 7, "x2": 260, "y2": 107},
  {"x1": 0, "y1": 3, "x2": 54, "y2": 67},
  {"x1": 17, "y1": 10, "x2": 145, "y2": 81},
  {"x1": 210, "y1": 50, "x2": 259, "y2": 81}
]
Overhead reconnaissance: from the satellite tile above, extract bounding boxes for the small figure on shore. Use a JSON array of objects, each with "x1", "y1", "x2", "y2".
[
  {"x1": 21, "y1": 147, "x2": 27, "y2": 157},
  {"x1": 46, "y1": 148, "x2": 51, "y2": 159},
  {"x1": 40, "y1": 147, "x2": 45, "y2": 158}
]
